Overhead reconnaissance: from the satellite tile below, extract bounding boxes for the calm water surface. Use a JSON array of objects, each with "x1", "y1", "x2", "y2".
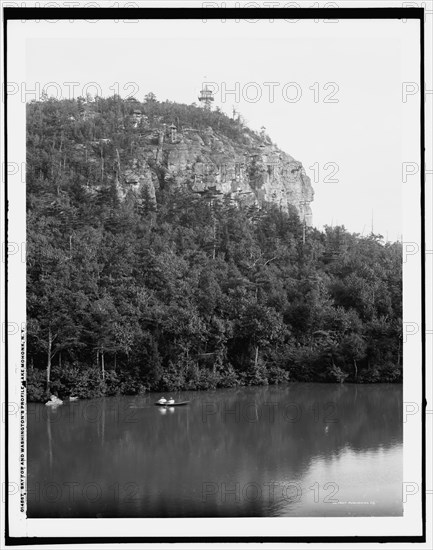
[{"x1": 27, "y1": 383, "x2": 402, "y2": 517}]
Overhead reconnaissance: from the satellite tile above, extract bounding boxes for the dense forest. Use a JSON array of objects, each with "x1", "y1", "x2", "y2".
[{"x1": 26, "y1": 95, "x2": 402, "y2": 401}]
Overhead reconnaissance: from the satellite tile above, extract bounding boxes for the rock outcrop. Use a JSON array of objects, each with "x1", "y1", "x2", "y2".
[{"x1": 111, "y1": 120, "x2": 313, "y2": 224}]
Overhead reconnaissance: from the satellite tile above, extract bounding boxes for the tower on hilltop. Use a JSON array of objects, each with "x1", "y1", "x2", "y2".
[{"x1": 198, "y1": 84, "x2": 214, "y2": 110}]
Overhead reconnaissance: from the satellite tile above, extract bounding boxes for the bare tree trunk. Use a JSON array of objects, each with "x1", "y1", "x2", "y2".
[
  {"x1": 101, "y1": 347, "x2": 105, "y2": 381},
  {"x1": 46, "y1": 328, "x2": 52, "y2": 392},
  {"x1": 212, "y1": 218, "x2": 216, "y2": 260},
  {"x1": 353, "y1": 359, "x2": 358, "y2": 382},
  {"x1": 116, "y1": 148, "x2": 121, "y2": 174},
  {"x1": 254, "y1": 346, "x2": 259, "y2": 370},
  {"x1": 101, "y1": 147, "x2": 104, "y2": 180}
]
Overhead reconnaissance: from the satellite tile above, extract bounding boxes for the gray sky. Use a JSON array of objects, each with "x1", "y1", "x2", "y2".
[{"x1": 24, "y1": 18, "x2": 420, "y2": 240}]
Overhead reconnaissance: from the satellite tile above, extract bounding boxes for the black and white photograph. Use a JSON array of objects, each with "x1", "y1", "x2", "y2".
[{"x1": 1, "y1": 1, "x2": 431, "y2": 546}]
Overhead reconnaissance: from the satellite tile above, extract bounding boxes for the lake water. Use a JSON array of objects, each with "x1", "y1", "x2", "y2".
[{"x1": 27, "y1": 383, "x2": 403, "y2": 517}]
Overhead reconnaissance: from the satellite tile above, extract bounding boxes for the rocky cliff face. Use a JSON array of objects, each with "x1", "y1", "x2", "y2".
[{"x1": 116, "y1": 120, "x2": 313, "y2": 225}]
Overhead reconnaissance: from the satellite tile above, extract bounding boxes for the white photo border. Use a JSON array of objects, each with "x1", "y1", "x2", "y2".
[{"x1": 2, "y1": 1, "x2": 429, "y2": 545}]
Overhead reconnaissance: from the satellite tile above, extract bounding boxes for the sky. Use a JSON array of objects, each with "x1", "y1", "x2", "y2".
[{"x1": 23, "y1": 17, "x2": 421, "y2": 240}]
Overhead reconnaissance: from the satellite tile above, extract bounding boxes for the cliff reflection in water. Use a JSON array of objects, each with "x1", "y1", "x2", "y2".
[{"x1": 27, "y1": 383, "x2": 402, "y2": 518}]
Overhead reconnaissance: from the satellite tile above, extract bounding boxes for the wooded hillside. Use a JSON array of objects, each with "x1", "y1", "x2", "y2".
[{"x1": 26, "y1": 95, "x2": 402, "y2": 401}]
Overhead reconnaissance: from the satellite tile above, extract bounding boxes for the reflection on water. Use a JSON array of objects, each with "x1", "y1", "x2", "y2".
[{"x1": 27, "y1": 383, "x2": 402, "y2": 517}]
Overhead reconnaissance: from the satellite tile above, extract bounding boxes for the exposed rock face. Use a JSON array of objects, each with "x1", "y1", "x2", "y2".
[
  {"x1": 119, "y1": 123, "x2": 314, "y2": 224},
  {"x1": 122, "y1": 156, "x2": 157, "y2": 202}
]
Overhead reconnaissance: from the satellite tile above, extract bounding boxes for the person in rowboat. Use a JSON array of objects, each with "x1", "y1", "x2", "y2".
[
  {"x1": 167, "y1": 397, "x2": 175, "y2": 405},
  {"x1": 158, "y1": 397, "x2": 167, "y2": 405}
]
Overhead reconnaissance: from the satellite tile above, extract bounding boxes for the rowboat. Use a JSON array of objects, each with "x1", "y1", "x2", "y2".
[{"x1": 154, "y1": 401, "x2": 190, "y2": 407}]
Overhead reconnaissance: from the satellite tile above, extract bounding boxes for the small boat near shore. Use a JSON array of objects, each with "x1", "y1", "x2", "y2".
[{"x1": 154, "y1": 401, "x2": 190, "y2": 407}]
